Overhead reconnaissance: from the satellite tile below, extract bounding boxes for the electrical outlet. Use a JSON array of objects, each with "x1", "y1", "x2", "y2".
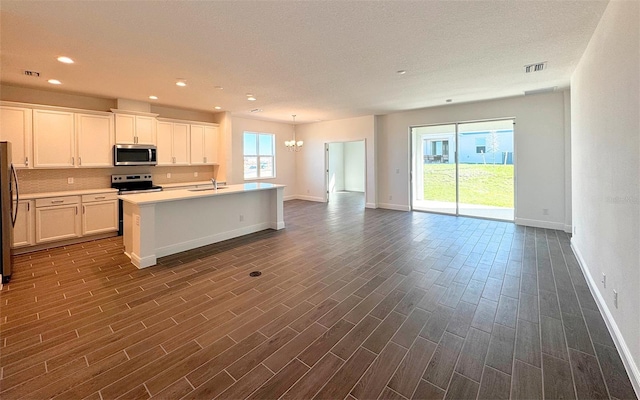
[
  {"x1": 573, "y1": 226, "x2": 576, "y2": 235},
  {"x1": 396, "y1": 168, "x2": 400, "y2": 174},
  {"x1": 307, "y1": 189, "x2": 310, "y2": 194},
  {"x1": 543, "y1": 208, "x2": 549, "y2": 216},
  {"x1": 613, "y1": 290, "x2": 618, "y2": 308},
  {"x1": 602, "y1": 273, "x2": 606, "y2": 288},
  {"x1": 166, "y1": 173, "x2": 171, "y2": 179},
  {"x1": 389, "y1": 195, "x2": 393, "y2": 201},
  {"x1": 194, "y1": 172, "x2": 198, "y2": 177},
  {"x1": 239, "y1": 214, "x2": 244, "y2": 222},
  {"x1": 67, "y1": 177, "x2": 74, "y2": 184}
]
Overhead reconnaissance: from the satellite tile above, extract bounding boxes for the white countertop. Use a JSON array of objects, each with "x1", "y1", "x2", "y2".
[
  {"x1": 118, "y1": 182, "x2": 285, "y2": 205},
  {"x1": 19, "y1": 188, "x2": 118, "y2": 200},
  {"x1": 159, "y1": 181, "x2": 213, "y2": 189}
]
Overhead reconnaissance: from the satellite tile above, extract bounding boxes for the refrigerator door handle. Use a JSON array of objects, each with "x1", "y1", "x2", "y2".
[{"x1": 10, "y1": 164, "x2": 19, "y2": 227}]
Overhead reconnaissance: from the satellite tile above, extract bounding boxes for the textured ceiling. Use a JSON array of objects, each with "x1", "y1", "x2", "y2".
[{"x1": 0, "y1": 1, "x2": 608, "y2": 123}]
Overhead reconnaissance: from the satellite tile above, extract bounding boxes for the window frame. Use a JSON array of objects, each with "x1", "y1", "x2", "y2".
[{"x1": 243, "y1": 131, "x2": 276, "y2": 180}]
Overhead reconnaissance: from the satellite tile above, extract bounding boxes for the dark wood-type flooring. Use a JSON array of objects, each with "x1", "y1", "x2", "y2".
[{"x1": 1, "y1": 192, "x2": 637, "y2": 399}]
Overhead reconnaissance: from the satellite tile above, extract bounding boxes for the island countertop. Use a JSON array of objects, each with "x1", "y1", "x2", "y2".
[{"x1": 118, "y1": 182, "x2": 285, "y2": 205}]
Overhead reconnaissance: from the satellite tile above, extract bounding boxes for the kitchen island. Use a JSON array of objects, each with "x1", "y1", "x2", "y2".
[{"x1": 119, "y1": 182, "x2": 285, "y2": 268}]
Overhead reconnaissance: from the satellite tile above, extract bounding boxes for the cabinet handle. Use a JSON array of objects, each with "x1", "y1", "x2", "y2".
[
  {"x1": 134, "y1": 136, "x2": 139, "y2": 144},
  {"x1": 78, "y1": 157, "x2": 82, "y2": 166},
  {"x1": 27, "y1": 202, "x2": 30, "y2": 211},
  {"x1": 72, "y1": 157, "x2": 74, "y2": 165},
  {"x1": 83, "y1": 205, "x2": 85, "y2": 214},
  {"x1": 25, "y1": 157, "x2": 29, "y2": 166},
  {"x1": 204, "y1": 157, "x2": 207, "y2": 163},
  {"x1": 95, "y1": 196, "x2": 105, "y2": 200},
  {"x1": 51, "y1": 200, "x2": 64, "y2": 204},
  {"x1": 76, "y1": 206, "x2": 78, "y2": 215}
]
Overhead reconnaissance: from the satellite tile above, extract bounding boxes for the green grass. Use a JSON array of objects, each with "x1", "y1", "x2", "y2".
[{"x1": 423, "y1": 164, "x2": 514, "y2": 208}]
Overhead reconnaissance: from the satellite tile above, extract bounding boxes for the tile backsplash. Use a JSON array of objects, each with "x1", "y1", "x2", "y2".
[{"x1": 17, "y1": 166, "x2": 216, "y2": 194}]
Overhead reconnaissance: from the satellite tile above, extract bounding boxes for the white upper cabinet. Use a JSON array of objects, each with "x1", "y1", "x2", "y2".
[
  {"x1": 203, "y1": 126, "x2": 219, "y2": 165},
  {"x1": 0, "y1": 106, "x2": 32, "y2": 168},
  {"x1": 156, "y1": 121, "x2": 173, "y2": 165},
  {"x1": 33, "y1": 109, "x2": 75, "y2": 168},
  {"x1": 172, "y1": 123, "x2": 190, "y2": 165},
  {"x1": 114, "y1": 113, "x2": 156, "y2": 144},
  {"x1": 157, "y1": 120, "x2": 190, "y2": 165},
  {"x1": 135, "y1": 116, "x2": 156, "y2": 144},
  {"x1": 75, "y1": 113, "x2": 114, "y2": 167},
  {"x1": 190, "y1": 124, "x2": 218, "y2": 165}
]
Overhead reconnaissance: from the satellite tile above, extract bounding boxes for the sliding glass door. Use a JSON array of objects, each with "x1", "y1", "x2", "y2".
[{"x1": 411, "y1": 119, "x2": 515, "y2": 221}]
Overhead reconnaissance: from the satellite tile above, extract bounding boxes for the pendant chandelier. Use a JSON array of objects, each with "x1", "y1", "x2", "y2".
[{"x1": 285, "y1": 114, "x2": 303, "y2": 152}]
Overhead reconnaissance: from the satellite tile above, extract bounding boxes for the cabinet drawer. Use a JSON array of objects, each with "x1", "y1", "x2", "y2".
[
  {"x1": 35, "y1": 196, "x2": 80, "y2": 208},
  {"x1": 81, "y1": 192, "x2": 118, "y2": 203}
]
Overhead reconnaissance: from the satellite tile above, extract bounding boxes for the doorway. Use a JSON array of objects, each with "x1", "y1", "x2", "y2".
[
  {"x1": 411, "y1": 119, "x2": 515, "y2": 221},
  {"x1": 325, "y1": 140, "x2": 366, "y2": 203}
]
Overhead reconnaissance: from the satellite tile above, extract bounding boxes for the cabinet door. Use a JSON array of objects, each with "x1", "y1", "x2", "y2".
[
  {"x1": 115, "y1": 114, "x2": 136, "y2": 143},
  {"x1": 190, "y1": 124, "x2": 205, "y2": 165},
  {"x1": 173, "y1": 123, "x2": 190, "y2": 165},
  {"x1": 0, "y1": 106, "x2": 32, "y2": 168},
  {"x1": 35, "y1": 204, "x2": 81, "y2": 243},
  {"x1": 82, "y1": 200, "x2": 118, "y2": 235},
  {"x1": 203, "y1": 126, "x2": 219, "y2": 164},
  {"x1": 12, "y1": 200, "x2": 34, "y2": 248},
  {"x1": 135, "y1": 116, "x2": 156, "y2": 144},
  {"x1": 33, "y1": 109, "x2": 75, "y2": 168},
  {"x1": 156, "y1": 121, "x2": 173, "y2": 165},
  {"x1": 76, "y1": 113, "x2": 114, "y2": 167}
]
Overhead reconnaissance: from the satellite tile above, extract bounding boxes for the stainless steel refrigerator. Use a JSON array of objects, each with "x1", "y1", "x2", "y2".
[{"x1": 1, "y1": 141, "x2": 19, "y2": 284}]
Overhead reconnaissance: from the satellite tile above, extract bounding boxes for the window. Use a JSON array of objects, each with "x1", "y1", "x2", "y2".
[
  {"x1": 243, "y1": 132, "x2": 275, "y2": 179},
  {"x1": 475, "y1": 138, "x2": 486, "y2": 154}
]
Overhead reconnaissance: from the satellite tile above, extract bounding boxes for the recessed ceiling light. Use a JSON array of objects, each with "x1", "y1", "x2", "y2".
[
  {"x1": 247, "y1": 97, "x2": 257, "y2": 101},
  {"x1": 246, "y1": 93, "x2": 253, "y2": 97},
  {"x1": 446, "y1": 99, "x2": 453, "y2": 103},
  {"x1": 47, "y1": 79, "x2": 61, "y2": 85},
  {"x1": 214, "y1": 86, "x2": 223, "y2": 90},
  {"x1": 57, "y1": 56, "x2": 74, "y2": 64},
  {"x1": 214, "y1": 106, "x2": 222, "y2": 110},
  {"x1": 149, "y1": 95, "x2": 158, "y2": 100},
  {"x1": 176, "y1": 80, "x2": 187, "y2": 87},
  {"x1": 396, "y1": 70, "x2": 407, "y2": 75}
]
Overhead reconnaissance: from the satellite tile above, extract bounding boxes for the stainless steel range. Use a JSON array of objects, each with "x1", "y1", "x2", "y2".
[
  {"x1": 111, "y1": 174, "x2": 162, "y2": 235},
  {"x1": 111, "y1": 174, "x2": 162, "y2": 195}
]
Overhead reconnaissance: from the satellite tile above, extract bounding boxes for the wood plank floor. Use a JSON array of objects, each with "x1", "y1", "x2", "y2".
[{"x1": 1, "y1": 192, "x2": 637, "y2": 400}]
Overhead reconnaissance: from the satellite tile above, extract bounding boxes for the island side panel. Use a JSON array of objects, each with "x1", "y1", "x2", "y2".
[
  {"x1": 154, "y1": 188, "x2": 280, "y2": 258},
  {"x1": 123, "y1": 201, "x2": 157, "y2": 269},
  {"x1": 272, "y1": 186, "x2": 285, "y2": 230}
]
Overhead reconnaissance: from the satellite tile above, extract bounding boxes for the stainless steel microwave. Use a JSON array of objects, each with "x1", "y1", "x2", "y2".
[{"x1": 113, "y1": 144, "x2": 157, "y2": 166}]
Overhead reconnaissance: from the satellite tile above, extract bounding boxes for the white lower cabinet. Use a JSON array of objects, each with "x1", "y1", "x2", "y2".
[
  {"x1": 12, "y1": 200, "x2": 35, "y2": 248},
  {"x1": 81, "y1": 193, "x2": 118, "y2": 235},
  {"x1": 35, "y1": 196, "x2": 82, "y2": 243}
]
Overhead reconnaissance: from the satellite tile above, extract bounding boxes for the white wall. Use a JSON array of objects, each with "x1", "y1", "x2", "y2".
[
  {"x1": 571, "y1": 0, "x2": 640, "y2": 391},
  {"x1": 344, "y1": 141, "x2": 365, "y2": 192},
  {"x1": 328, "y1": 142, "x2": 345, "y2": 192},
  {"x1": 230, "y1": 116, "x2": 297, "y2": 199},
  {"x1": 295, "y1": 116, "x2": 376, "y2": 207},
  {"x1": 377, "y1": 91, "x2": 571, "y2": 228}
]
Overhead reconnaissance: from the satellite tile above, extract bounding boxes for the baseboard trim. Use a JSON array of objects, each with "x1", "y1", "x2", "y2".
[
  {"x1": 283, "y1": 195, "x2": 297, "y2": 201},
  {"x1": 365, "y1": 202, "x2": 377, "y2": 209},
  {"x1": 378, "y1": 203, "x2": 411, "y2": 212},
  {"x1": 564, "y1": 224, "x2": 572, "y2": 234},
  {"x1": 514, "y1": 217, "x2": 565, "y2": 230},
  {"x1": 294, "y1": 195, "x2": 326, "y2": 203},
  {"x1": 571, "y1": 241, "x2": 640, "y2": 397}
]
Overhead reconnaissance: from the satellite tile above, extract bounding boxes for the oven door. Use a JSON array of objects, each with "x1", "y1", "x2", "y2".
[{"x1": 113, "y1": 144, "x2": 157, "y2": 166}]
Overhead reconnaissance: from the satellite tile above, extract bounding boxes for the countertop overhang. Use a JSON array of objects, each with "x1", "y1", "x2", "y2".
[{"x1": 118, "y1": 182, "x2": 285, "y2": 205}]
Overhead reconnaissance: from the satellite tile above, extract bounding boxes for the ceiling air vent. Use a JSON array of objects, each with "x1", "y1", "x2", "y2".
[
  {"x1": 250, "y1": 108, "x2": 262, "y2": 113},
  {"x1": 524, "y1": 62, "x2": 547, "y2": 73},
  {"x1": 24, "y1": 70, "x2": 41, "y2": 77}
]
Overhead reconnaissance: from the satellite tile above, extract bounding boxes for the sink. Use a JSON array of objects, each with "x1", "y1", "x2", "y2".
[{"x1": 188, "y1": 186, "x2": 228, "y2": 192}]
